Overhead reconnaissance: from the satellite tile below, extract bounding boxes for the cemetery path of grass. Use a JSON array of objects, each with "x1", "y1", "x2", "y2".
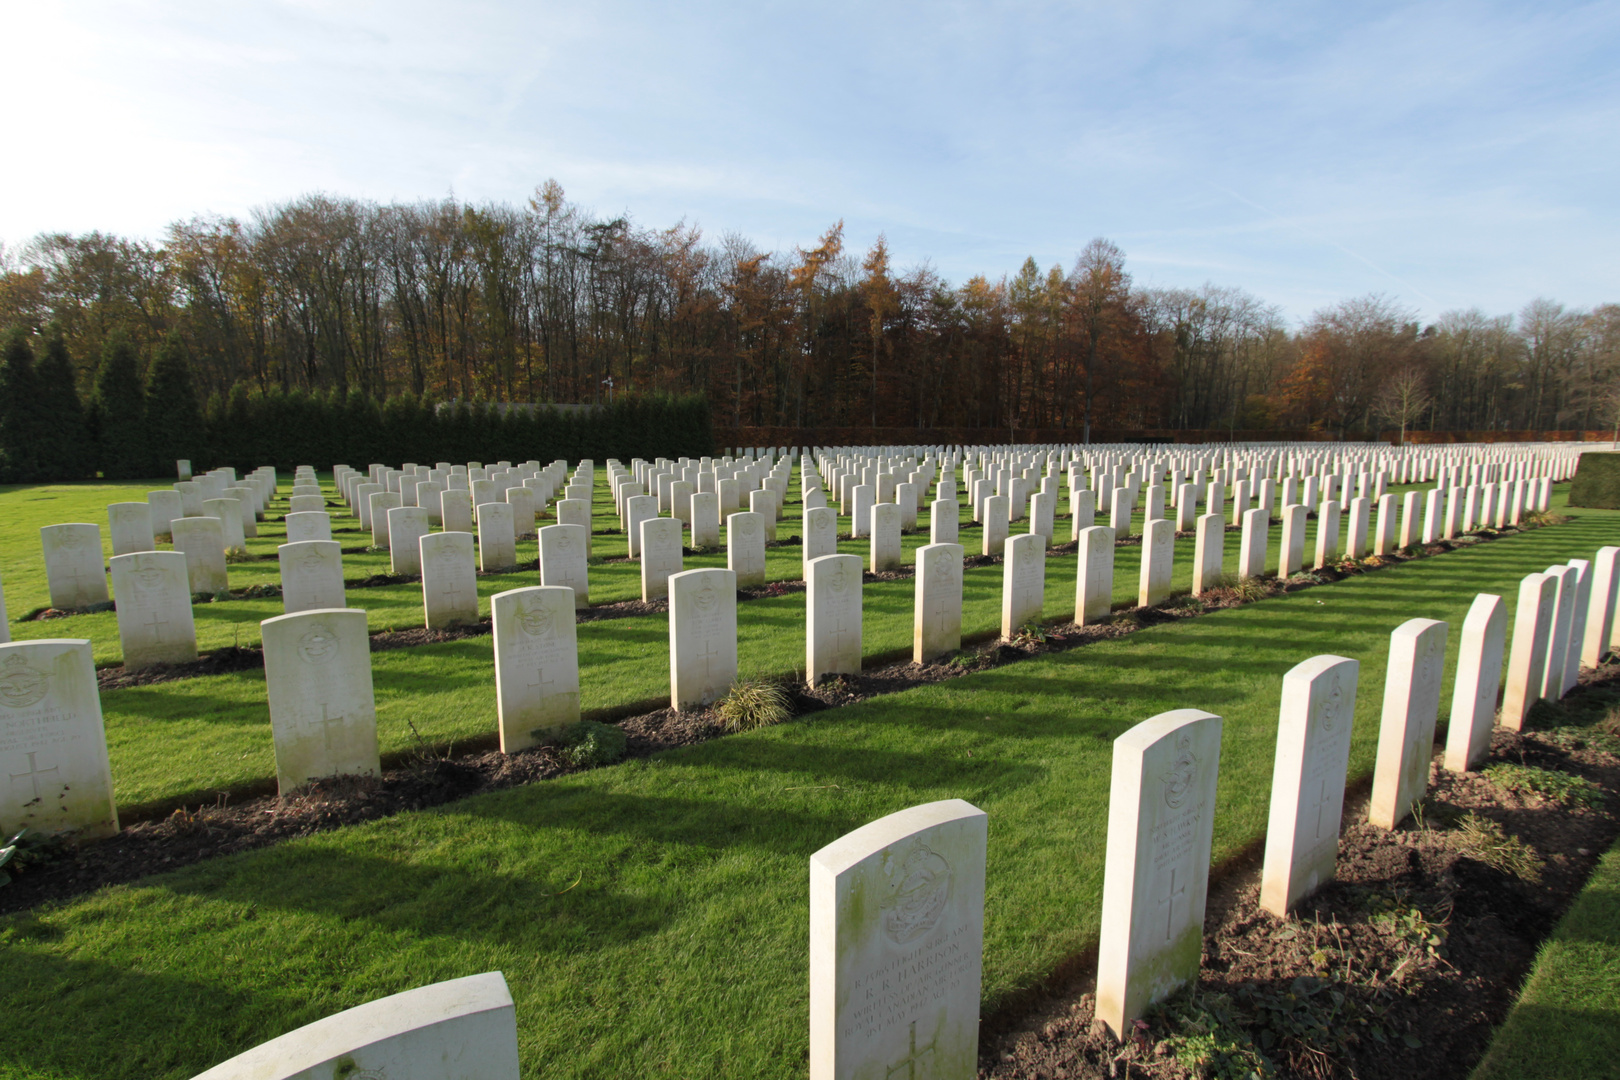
[
  {"x1": 1469, "y1": 833, "x2": 1620, "y2": 1080},
  {"x1": 0, "y1": 506, "x2": 1615, "y2": 1080}
]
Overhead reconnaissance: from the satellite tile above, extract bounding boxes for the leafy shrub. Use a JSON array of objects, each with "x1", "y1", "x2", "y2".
[
  {"x1": 717, "y1": 680, "x2": 791, "y2": 732},
  {"x1": 557, "y1": 720, "x2": 628, "y2": 767}
]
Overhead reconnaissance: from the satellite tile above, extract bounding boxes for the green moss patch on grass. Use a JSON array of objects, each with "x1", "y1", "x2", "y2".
[{"x1": 1470, "y1": 837, "x2": 1620, "y2": 1080}]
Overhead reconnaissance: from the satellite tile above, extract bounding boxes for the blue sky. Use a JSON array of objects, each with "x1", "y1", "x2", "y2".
[{"x1": 3, "y1": 0, "x2": 1615, "y2": 323}]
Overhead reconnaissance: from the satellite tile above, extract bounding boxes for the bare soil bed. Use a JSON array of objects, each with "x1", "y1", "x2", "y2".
[{"x1": 977, "y1": 663, "x2": 1620, "y2": 1080}]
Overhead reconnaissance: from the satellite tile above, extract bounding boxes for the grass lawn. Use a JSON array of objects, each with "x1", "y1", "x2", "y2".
[
  {"x1": 1470, "y1": 835, "x2": 1620, "y2": 1080},
  {"x1": 6, "y1": 470, "x2": 1495, "y2": 810},
  {"x1": 0, "y1": 498, "x2": 1613, "y2": 1080}
]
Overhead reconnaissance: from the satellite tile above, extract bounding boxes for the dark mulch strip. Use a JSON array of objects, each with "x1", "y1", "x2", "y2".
[
  {"x1": 97, "y1": 647, "x2": 266, "y2": 691},
  {"x1": 347, "y1": 573, "x2": 421, "y2": 588},
  {"x1": 577, "y1": 598, "x2": 667, "y2": 622},
  {"x1": 369, "y1": 623, "x2": 492, "y2": 650},
  {"x1": 977, "y1": 662, "x2": 1620, "y2": 1080}
]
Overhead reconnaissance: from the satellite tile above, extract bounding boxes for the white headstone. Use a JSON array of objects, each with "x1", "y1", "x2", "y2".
[
  {"x1": 387, "y1": 507, "x2": 430, "y2": 575},
  {"x1": 807, "y1": 554, "x2": 863, "y2": 685},
  {"x1": 477, "y1": 502, "x2": 517, "y2": 571},
  {"x1": 1582, "y1": 546, "x2": 1620, "y2": 668},
  {"x1": 1192, "y1": 513, "x2": 1223, "y2": 595},
  {"x1": 625, "y1": 494, "x2": 658, "y2": 558},
  {"x1": 803, "y1": 506, "x2": 838, "y2": 578},
  {"x1": 982, "y1": 494, "x2": 1009, "y2": 556},
  {"x1": 1442, "y1": 593, "x2": 1508, "y2": 773},
  {"x1": 1095, "y1": 708, "x2": 1223, "y2": 1036},
  {"x1": 260, "y1": 608, "x2": 380, "y2": 795},
  {"x1": 420, "y1": 532, "x2": 480, "y2": 628},
  {"x1": 1075, "y1": 525, "x2": 1115, "y2": 624},
  {"x1": 203, "y1": 497, "x2": 247, "y2": 551},
  {"x1": 727, "y1": 511, "x2": 767, "y2": 588},
  {"x1": 1259, "y1": 655, "x2": 1359, "y2": 916},
  {"x1": 169, "y1": 517, "x2": 229, "y2": 595},
  {"x1": 1000, "y1": 533, "x2": 1045, "y2": 638},
  {"x1": 555, "y1": 498, "x2": 591, "y2": 556},
  {"x1": 1368, "y1": 617, "x2": 1449, "y2": 829},
  {"x1": 0, "y1": 639, "x2": 117, "y2": 839},
  {"x1": 147, "y1": 490, "x2": 183, "y2": 539},
  {"x1": 440, "y1": 489, "x2": 474, "y2": 534},
  {"x1": 690, "y1": 491, "x2": 721, "y2": 549},
  {"x1": 1501, "y1": 572, "x2": 1557, "y2": 729},
  {"x1": 538, "y1": 524, "x2": 590, "y2": 608},
  {"x1": 1539, "y1": 564, "x2": 1580, "y2": 701},
  {"x1": 1138, "y1": 518, "x2": 1174, "y2": 607},
  {"x1": 915, "y1": 542, "x2": 964, "y2": 663},
  {"x1": 669, "y1": 567, "x2": 738, "y2": 709},
  {"x1": 189, "y1": 971, "x2": 520, "y2": 1080},
  {"x1": 107, "y1": 502, "x2": 155, "y2": 556},
  {"x1": 869, "y1": 502, "x2": 902, "y2": 572},
  {"x1": 491, "y1": 586, "x2": 580, "y2": 753},
  {"x1": 110, "y1": 552, "x2": 197, "y2": 669},
  {"x1": 640, "y1": 517, "x2": 684, "y2": 601},
  {"x1": 505, "y1": 486, "x2": 537, "y2": 538},
  {"x1": 1313, "y1": 499, "x2": 1341, "y2": 570},
  {"x1": 808, "y1": 799, "x2": 986, "y2": 1080},
  {"x1": 40, "y1": 524, "x2": 109, "y2": 609},
  {"x1": 288, "y1": 494, "x2": 325, "y2": 515},
  {"x1": 279, "y1": 541, "x2": 346, "y2": 614}
]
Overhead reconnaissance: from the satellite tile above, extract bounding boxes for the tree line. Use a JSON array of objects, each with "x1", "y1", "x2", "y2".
[{"x1": 1, "y1": 180, "x2": 1616, "y2": 445}]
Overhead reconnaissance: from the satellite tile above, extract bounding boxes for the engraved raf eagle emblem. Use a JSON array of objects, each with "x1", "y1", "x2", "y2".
[
  {"x1": 0, "y1": 654, "x2": 50, "y2": 709},
  {"x1": 517, "y1": 598, "x2": 556, "y2": 641},
  {"x1": 882, "y1": 840, "x2": 952, "y2": 946},
  {"x1": 297, "y1": 624, "x2": 340, "y2": 665},
  {"x1": 1317, "y1": 672, "x2": 1344, "y2": 734},
  {"x1": 1160, "y1": 732, "x2": 1199, "y2": 810}
]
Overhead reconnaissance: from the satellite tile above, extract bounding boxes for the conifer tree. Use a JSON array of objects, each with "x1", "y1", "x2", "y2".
[
  {"x1": 144, "y1": 330, "x2": 202, "y2": 474},
  {"x1": 34, "y1": 323, "x2": 89, "y2": 480},
  {"x1": 0, "y1": 329, "x2": 41, "y2": 482},
  {"x1": 94, "y1": 331, "x2": 147, "y2": 479}
]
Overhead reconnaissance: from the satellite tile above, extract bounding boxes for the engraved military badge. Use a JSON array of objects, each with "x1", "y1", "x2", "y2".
[
  {"x1": 0, "y1": 654, "x2": 50, "y2": 709},
  {"x1": 694, "y1": 581, "x2": 718, "y2": 614},
  {"x1": 1317, "y1": 672, "x2": 1344, "y2": 734},
  {"x1": 297, "y1": 624, "x2": 340, "y2": 665},
  {"x1": 882, "y1": 841, "x2": 952, "y2": 946},
  {"x1": 517, "y1": 598, "x2": 556, "y2": 641},
  {"x1": 1160, "y1": 731, "x2": 1199, "y2": 809}
]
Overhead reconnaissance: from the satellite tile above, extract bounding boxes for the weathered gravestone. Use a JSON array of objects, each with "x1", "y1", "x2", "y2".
[
  {"x1": 539, "y1": 524, "x2": 590, "y2": 607},
  {"x1": 727, "y1": 511, "x2": 767, "y2": 588},
  {"x1": 1192, "y1": 513, "x2": 1223, "y2": 596},
  {"x1": 1368, "y1": 618, "x2": 1449, "y2": 829},
  {"x1": 491, "y1": 586, "x2": 580, "y2": 752},
  {"x1": 0, "y1": 639, "x2": 119, "y2": 839},
  {"x1": 169, "y1": 517, "x2": 229, "y2": 595},
  {"x1": 1238, "y1": 507, "x2": 1267, "y2": 579},
  {"x1": 1259, "y1": 655, "x2": 1359, "y2": 916},
  {"x1": 1501, "y1": 572, "x2": 1557, "y2": 729},
  {"x1": 1075, "y1": 525, "x2": 1115, "y2": 625},
  {"x1": 1138, "y1": 518, "x2": 1174, "y2": 607},
  {"x1": 870, "y1": 502, "x2": 902, "y2": 573},
  {"x1": 279, "y1": 541, "x2": 346, "y2": 614},
  {"x1": 477, "y1": 502, "x2": 517, "y2": 571},
  {"x1": 440, "y1": 489, "x2": 474, "y2": 534},
  {"x1": 803, "y1": 506, "x2": 838, "y2": 577},
  {"x1": 287, "y1": 495, "x2": 326, "y2": 515},
  {"x1": 203, "y1": 498, "x2": 247, "y2": 551},
  {"x1": 41, "y1": 524, "x2": 109, "y2": 610},
  {"x1": 1539, "y1": 564, "x2": 1580, "y2": 701},
  {"x1": 1313, "y1": 499, "x2": 1341, "y2": 570},
  {"x1": 982, "y1": 494, "x2": 1009, "y2": 556},
  {"x1": 387, "y1": 507, "x2": 430, "y2": 576},
  {"x1": 1442, "y1": 593, "x2": 1508, "y2": 772},
  {"x1": 1095, "y1": 708, "x2": 1223, "y2": 1036},
  {"x1": 690, "y1": 491, "x2": 721, "y2": 549},
  {"x1": 1000, "y1": 533, "x2": 1044, "y2": 638},
  {"x1": 808, "y1": 799, "x2": 987, "y2": 1080},
  {"x1": 225, "y1": 486, "x2": 260, "y2": 539},
  {"x1": 807, "y1": 554, "x2": 862, "y2": 686},
  {"x1": 669, "y1": 568, "x2": 738, "y2": 709},
  {"x1": 147, "y1": 490, "x2": 182, "y2": 540},
  {"x1": 640, "y1": 517, "x2": 684, "y2": 602},
  {"x1": 555, "y1": 498, "x2": 591, "y2": 555},
  {"x1": 1583, "y1": 546, "x2": 1620, "y2": 668},
  {"x1": 284, "y1": 511, "x2": 332, "y2": 544},
  {"x1": 261, "y1": 608, "x2": 380, "y2": 794},
  {"x1": 107, "y1": 502, "x2": 155, "y2": 556},
  {"x1": 190, "y1": 971, "x2": 520, "y2": 1080},
  {"x1": 370, "y1": 491, "x2": 403, "y2": 549},
  {"x1": 420, "y1": 532, "x2": 479, "y2": 628},
  {"x1": 930, "y1": 499, "x2": 958, "y2": 546},
  {"x1": 109, "y1": 552, "x2": 197, "y2": 669},
  {"x1": 505, "y1": 485, "x2": 537, "y2": 537},
  {"x1": 625, "y1": 494, "x2": 658, "y2": 558},
  {"x1": 915, "y1": 542, "x2": 964, "y2": 664}
]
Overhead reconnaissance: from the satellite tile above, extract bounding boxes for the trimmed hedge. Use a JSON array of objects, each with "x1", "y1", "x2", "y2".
[{"x1": 1568, "y1": 452, "x2": 1620, "y2": 509}]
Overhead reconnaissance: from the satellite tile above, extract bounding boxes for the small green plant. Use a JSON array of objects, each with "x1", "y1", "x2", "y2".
[
  {"x1": 944, "y1": 652, "x2": 975, "y2": 669},
  {"x1": 1483, "y1": 762, "x2": 1604, "y2": 808},
  {"x1": 1229, "y1": 576, "x2": 1270, "y2": 603},
  {"x1": 224, "y1": 546, "x2": 253, "y2": 563},
  {"x1": 556, "y1": 720, "x2": 628, "y2": 768},
  {"x1": 0, "y1": 829, "x2": 67, "y2": 886},
  {"x1": 1153, "y1": 989, "x2": 1276, "y2": 1079},
  {"x1": 716, "y1": 680, "x2": 791, "y2": 732},
  {"x1": 1451, "y1": 812, "x2": 1544, "y2": 881},
  {"x1": 1010, "y1": 622, "x2": 1049, "y2": 647}
]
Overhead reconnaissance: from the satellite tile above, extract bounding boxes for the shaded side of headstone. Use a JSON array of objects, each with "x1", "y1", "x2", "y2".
[
  {"x1": 40, "y1": 524, "x2": 109, "y2": 609},
  {"x1": 1442, "y1": 594, "x2": 1508, "y2": 773},
  {"x1": 1582, "y1": 546, "x2": 1620, "y2": 668},
  {"x1": 1095, "y1": 709, "x2": 1223, "y2": 1037},
  {"x1": 808, "y1": 799, "x2": 987, "y2": 1080},
  {"x1": 1501, "y1": 572, "x2": 1557, "y2": 730},
  {"x1": 1259, "y1": 655, "x2": 1359, "y2": 916},
  {"x1": 1368, "y1": 618, "x2": 1449, "y2": 829}
]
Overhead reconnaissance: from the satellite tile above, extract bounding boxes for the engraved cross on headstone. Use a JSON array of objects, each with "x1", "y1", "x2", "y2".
[
  {"x1": 1157, "y1": 866, "x2": 1189, "y2": 943},
  {"x1": 1312, "y1": 777, "x2": 1332, "y2": 841},
  {"x1": 307, "y1": 704, "x2": 346, "y2": 752},
  {"x1": 143, "y1": 608, "x2": 171, "y2": 645},
  {"x1": 524, "y1": 664, "x2": 559, "y2": 700},
  {"x1": 885, "y1": 1019, "x2": 937, "y2": 1080},
  {"x1": 8, "y1": 752, "x2": 61, "y2": 801},
  {"x1": 695, "y1": 636, "x2": 724, "y2": 684}
]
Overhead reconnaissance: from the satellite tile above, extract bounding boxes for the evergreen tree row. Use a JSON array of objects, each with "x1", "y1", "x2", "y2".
[{"x1": 0, "y1": 326, "x2": 713, "y2": 482}]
